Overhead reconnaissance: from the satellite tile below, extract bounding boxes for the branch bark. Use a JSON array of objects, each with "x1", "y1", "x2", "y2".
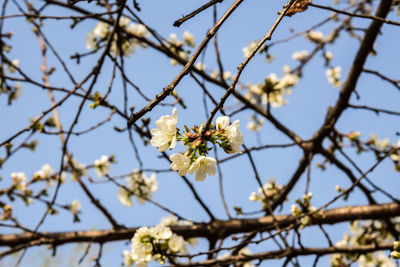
[{"x1": 1, "y1": 202, "x2": 398, "y2": 248}]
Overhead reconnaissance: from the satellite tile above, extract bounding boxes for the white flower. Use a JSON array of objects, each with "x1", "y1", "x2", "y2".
[
  {"x1": 110, "y1": 37, "x2": 135, "y2": 57},
  {"x1": 277, "y1": 73, "x2": 299, "y2": 89},
  {"x1": 325, "y1": 51, "x2": 333, "y2": 61},
  {"x1": 152, "y1": 224, "x2": 173, "y2": 239},
  {"x1": 10, "y1": 83, "x2": 22, "y2": 101},
  {"x1": 11, "y1": 172, "x2": 27, "y2": 191},
  {"x1": 216, "y1": 116, "x2": 244, "y2": 154},
  {"x1": 168, "y1": 234, "x2": 186, "y2": 252},
  {"x1": 391, "y1": 153, "x2": 399, "y2": 161},
  {"x1": 247, "y1": 121, "x2": 258, "y2": 131},
  {"x1": 195, "y1": 62, "x2": 206, "y2": 71},
  {"x1": 210, "y1": 70, "x2": 219, "y2": 79},
  {"x1": 168, "y1": 33, "x2": 183, "y2": 47},
  {"x1": 65, "y1": 156, "x2": 87, "y2": 181},
  {"x1": 238, "y1": 247, "x2": 255, "y2": 267},
  {"x1": 183, "y1": 31, "x2": 195, "y2": 47},
  {"x1": 127, "y1": 23, "x2": 149, "y2": 38},
  {"x1": 118, "y1": 188, "x2": 133, "y2": 207},
  {"x1": 249, "y1": 83, "x2": 263, "y2": 95},
  {"x1": 375, "y1": 138, "x2": 390, "y2": 151},
  {"x1": 122, "y1": 249, "x2": 134, "y2": 266},
  {"x1": 242, "y1": 41, "x2": 258, "y2": 58},
  {"x1": 34, "y1": 164, "x2": 54, "y2": 180},
  {"x1": 131, "y1": 227, "x2": 154, "y2": 265},
  {"x1": 94, "y1": 155, "x2": 111, "y2": 177},
  {"x1": 326, "y1": 66, "x2": 342, "y2": 87},
  {"x1": 170, "y1": 153, "x2": 191, "y2": 176},
  {"x1": 249, "y1": 192, "x2": 258, "y2": 201},
  {"x1": 118, "y1": 17, "x2": 131, "y2": 28},
  {"x1": 291, "y1": 204, "x2": 299, "y2": 215},
  {"x1": 130, "y1": 224, "x2": 187, "y2": 266},
  {"x1": 122, "y1": 171, "x2": 158, "y2": 204},
  {"x1": 395, "y1": 139, "x2": 400, "y2": 148},
  {"x1": 307, "y1": 30, "x2": 325, "y2": 43},
  {"x1": 150, "y1": 108, "x2": 178, "y2": 152},
  {"x1": 188, "y1": 156, "x2": 217, "y2": 181},
  {"x1": 223, "y1": 71, "x2": 232, "y2": 80},
  {"x1": 282, "y1": 64, "x2": 291, "y2": 74},
  {"x1": 70, "y1": 199, "x2": 81, "y2": 214},
  {"x1": 160, "y1": 215, "x2": 179, "y2": 227},
  {"x1": 9, "y1": 59, "x2": 19, "y2": 73},
  {"x1": 247, "y1": 117, "x2": 264, "y2": 132},
  {"x1": 11, "y1": 172, "x2": 26, "y2": 184},
  {"x1": 93, "y1": 22, "x2": 109, "y2": 38},
  {"x1": 292, "y1": 50, "x2": 309, "y2": 61},
  {"x1": 85, "y1": 31, "x2": 97, "y2": 50},
  {"x1": 300, "y1": 215, "x2": 311, "y2": 226}
]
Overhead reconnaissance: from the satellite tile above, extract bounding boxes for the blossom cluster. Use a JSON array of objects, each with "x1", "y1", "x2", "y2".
[
  {"x1": 69, "y1": 199, "x2": 82, "y2": 222},
  {"x1": 93, "y1": 154, "x2": 116, "y2": 177},
  {"x1": 86, "y1": 17, "x2": 149, "y2": 57},
  {"x1": 11, "y1": 164, "x2": 65, "y2": 203},
  {"x1": 65, "y1": 156, "x2": 88, "y2": 181},
  {"x1": 123, "y1": 222, "x2": 188, "y2": 267},
  {"x1": 247, "y1": 115, "x2": 264, "y2": 132},
  {"x1": 326, "y1": 66, "x2": 342, "y2": 87},
  {"x1": 306, "y1": 30, "x2": 325, "y2": 43},
  {"x1": 292, "y1": 50, "x2": 309, "y2": 61},
  {"x1": 159, "y1": 215, "x2": 198, "y2": 247},
  {"x1": 0, "y1": 47, "x2": 23, "y2": 105},
  {"x1": 331, "y1": 220, "x2": 397, "y2": 267},
  {"x1": 0, "y1": 203, "x2": 12, "y2": 221},
  {"x1": 243, "y1": 65, "x2": 299, "y2": 109},
  {"x1": 345, "y1": 132, "x2": 400, "y2": 171},
  {"x1": 165, "y1": 32, "x2": 196, "y2": 66},
  {"x1": 249, "y1": 178, "x2": 285, "y2": 210},
  {"x1": 150, "y1": 109, "x2": 244, "y2": 181},
  {"x1": 118, "y1": 171, "x2": 158, "y2": 206},
  {"x1": 242, "y1": 41, "x2": 260, "y2": 58},
  {"x1": 291, "y1": 192, "x2": 319, "y2": 228}
]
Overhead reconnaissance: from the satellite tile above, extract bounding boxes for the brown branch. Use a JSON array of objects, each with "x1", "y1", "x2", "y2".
[
  {"x1": 0, "y1": 202, "x2": 398, "y2": 248},
  {"x1": 363, "y1": 68, "x2": 400, "y2": 91},
  {"x1": 202, "y1": 0, "x2": 297, "y2": 132},
  {"x1": 173, "y1": 0, "x2": 224, "y2": 27},
  {"x1": 349, "y1": 104, "x2": 400, "y2": 116},
  {"x1": 309, "y1": 3, "x2": 400, "y2": 27},
  {"x1": 176, "y1": 243, "x2": 394, "y2": 266},
  {"x1": 127, "y1": 0, "x2": 244, "y2": 127},
  {"x1": 313, "y1": 0, "x2": 392, "y2": 142}
]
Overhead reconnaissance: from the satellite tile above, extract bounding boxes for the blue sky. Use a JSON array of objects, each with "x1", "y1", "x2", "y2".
[{"x1": 1, "y1": 0, "x2": 400, "y2": 266}]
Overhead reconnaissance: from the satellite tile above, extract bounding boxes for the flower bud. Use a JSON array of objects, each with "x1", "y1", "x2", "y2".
[
  {"x1": 394, "y1": 241, "x2": 400, "y2": 251},
  {"x1": 391, "y1": 250, "x2": 400, "y2": 259}
]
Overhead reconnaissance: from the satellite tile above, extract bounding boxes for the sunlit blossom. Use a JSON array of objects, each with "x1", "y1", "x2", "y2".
[
  {"x1": 150, "y1": 108, "x2": 178, "y2": 152},
  {"x1": 188, "y1": 156, "x2": 217, "y2": 181}
]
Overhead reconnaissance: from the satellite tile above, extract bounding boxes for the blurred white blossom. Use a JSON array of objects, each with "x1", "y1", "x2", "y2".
[
  {"x1": 292, "y1": 50, "x2": 309, "y2": 61},
  {"x1": 242, "y1": 41, "x2": 258, "y2": 58},
  {"x1": 70, "y1": 199, "x2": 81, "y2": 215},
  {"x1": 306, "y1": 30, "x2": 325, "y2": 43},
  {"x1": 118, "y1": 171, "x2": 158, "y2": 206},
  {"x1": 326, "y1": 66, "x2": 342, "y2": 87},
  {"x1": 94, "y1": 155, "x2": 111, "y2": 177}
]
